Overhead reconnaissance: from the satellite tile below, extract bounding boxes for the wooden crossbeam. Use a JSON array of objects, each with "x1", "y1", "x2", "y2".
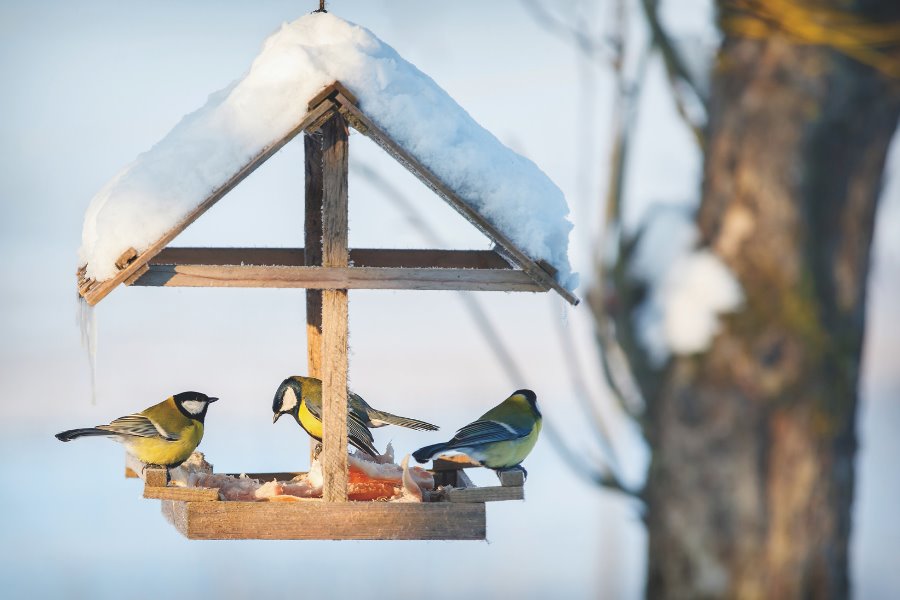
[
  {"x1": 129, "y1": 264, "x2": 545, "y2": 291},
  {"x1": 148, "y1": 247, "x2": 515, "y2": 269}
]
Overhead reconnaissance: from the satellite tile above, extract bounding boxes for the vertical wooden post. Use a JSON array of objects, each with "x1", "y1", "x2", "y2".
[
  {"x1": 304, "y1": 132, "x2": 324, "y2": 464},
  {"x1": 319, "y1": 112, "x2": 350, "y2": 503},
  {"x1": 304, "y1": 132, "x2": 324, "y2": 379}
]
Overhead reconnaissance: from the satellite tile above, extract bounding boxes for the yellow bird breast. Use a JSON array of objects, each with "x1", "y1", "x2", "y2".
[
  {"x1": 123, "y1": 422, "x2": 204, "y2": 466},
  {"x1": 298, "y1": 401, "x2": 323, "y2": 441}
]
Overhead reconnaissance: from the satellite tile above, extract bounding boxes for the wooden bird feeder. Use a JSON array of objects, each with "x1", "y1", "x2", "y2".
[{"x1": 80, "y1": 82, "x2": 578, "y2": 540}]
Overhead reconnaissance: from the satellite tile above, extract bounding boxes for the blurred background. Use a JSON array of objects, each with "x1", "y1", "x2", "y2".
[{"x1": 0, "y1": 1, "x2": 896, "y2": 598}]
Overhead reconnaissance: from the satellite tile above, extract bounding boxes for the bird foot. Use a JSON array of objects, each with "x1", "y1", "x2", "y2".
[
  {"x1": 141, "y1": 463, "x2": 171, "y2": 484},
  {"x1": 495, "y1": 465, "x2": 527, "y2": 482},
  {"x1": 313, "y1": 443, "x2": 323, "y2": 461}
]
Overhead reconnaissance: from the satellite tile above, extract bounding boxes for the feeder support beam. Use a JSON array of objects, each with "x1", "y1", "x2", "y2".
[
  {"x1": 304, "y1": 131, "x2": 324, "y2": 379},
  {"x1": 319, "y1": 112, "x2": 350, "y2": 503}
]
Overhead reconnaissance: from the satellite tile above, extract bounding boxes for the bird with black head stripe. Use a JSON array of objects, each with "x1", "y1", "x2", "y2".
[
  {"x1": 55, "y1": 391, "x2": 218, "y2": 470},
  {"x1": 272, "y1": 375, "x2": 438, "y2": 457},
  {"x1": 413, "y1": 389, "x2": 541, "y2": 479}
]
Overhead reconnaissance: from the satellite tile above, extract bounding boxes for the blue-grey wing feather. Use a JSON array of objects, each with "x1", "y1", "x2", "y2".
[{"x1": 100, "y1": 414, "x2": 179, "y2": 441}]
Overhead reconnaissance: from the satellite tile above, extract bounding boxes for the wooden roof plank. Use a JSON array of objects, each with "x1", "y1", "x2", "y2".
[
  {"x1": 80, "y1": 98, "x2": 337, "y2": 305},
  {"x1": 332, "y1": 92, "x2": 579, "y2": 306}
]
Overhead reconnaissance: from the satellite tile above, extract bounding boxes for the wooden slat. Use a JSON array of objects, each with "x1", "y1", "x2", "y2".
[
  {"x1": 320, "y1": 113, "x2": 350, "y2": 504},
  {"x1": 305, "y1": 131, "x2": 324, "y2": 381},
  {"x1": 80, "y1": 99, "x2": 337, "y2": 306},
  {"x1": 149, "y1": 247, "x2": 514, "y2": 270},
  {"x1": 332, "y1": 92, "x2": 579, "y2": 306},
  {"x1": 160, "y1": 499, "x2": 486, "y2": 540},
  {"x1": 144, "y1": 485, "x2": 219, "y2": 502},
  {"x1": 307, "y1": 81, "x2": 359, "y2": 111},
  {"x1": 305, "y1": 131, "x2": 325, "y2": 462},
  {"x1": 447, "y1": 484, "x2": 524, "y2": 503},
  {"x1": 130, "y1": 264, "x2": 544, "y2": 291},
  {"x1": 499, "y1": 469, "x2": 526, "y2": 487}
]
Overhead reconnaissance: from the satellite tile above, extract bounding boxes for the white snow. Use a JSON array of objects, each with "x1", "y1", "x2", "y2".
[
  {"x1": 79, "y1": 12, "x2": 576, "y2": 289},
  {"x1": 631, "y1": 206, "x2": 743, "y2": 365}
]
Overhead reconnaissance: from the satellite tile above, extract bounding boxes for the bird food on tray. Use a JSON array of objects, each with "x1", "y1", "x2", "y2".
[{"x1": 171, "y1": 445, "x2": 434, "y2": 502}]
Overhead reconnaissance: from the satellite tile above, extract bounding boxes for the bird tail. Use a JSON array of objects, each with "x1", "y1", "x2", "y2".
[
  {"x1": 412, "y1": 442, "x2": 448, "y2": 464},
  {"x1": 55, "y1": 428, "x2": 111, "y2": 442},
  {"x1": 368, "y1": 409, "x2": 439, "y2": 431}
]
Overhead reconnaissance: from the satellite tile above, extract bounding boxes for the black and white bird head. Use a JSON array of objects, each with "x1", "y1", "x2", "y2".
[
  {"x1": 272, "y1": 377, "x2": 303, "y2": 424},
  {"x1": 513, "y1": 389, "x2": 540, "y2": 415},
  {"x1": 174, "y1": 391, "x2": 218, "y2": 422}
]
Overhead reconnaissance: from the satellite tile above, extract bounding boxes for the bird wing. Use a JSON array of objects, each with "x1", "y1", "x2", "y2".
[
  {"x1": 448, "y1": 419, "x2": 528, "y2": 447},
  {"x1": 100, "y1": 414, "x2": 180, "y2": 441},
  {"x1": 304, "y1": 396, "x2": 378, "y2": 455}
]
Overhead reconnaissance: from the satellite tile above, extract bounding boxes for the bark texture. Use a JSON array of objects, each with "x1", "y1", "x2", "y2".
[{"x1": 641, "y1": 3, "x2": 900, "y2": 598}]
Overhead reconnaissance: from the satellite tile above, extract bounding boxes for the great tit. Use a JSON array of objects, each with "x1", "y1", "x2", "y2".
[
  {"x1": 55, "y1": 391, "x2": 218, "y2": 468},
  {"x1": 272, "y1": 376, "x2": 438, "y2": 457},
  {"x1": 412, "y1": 389, "x2": 541, "y2": 478}
]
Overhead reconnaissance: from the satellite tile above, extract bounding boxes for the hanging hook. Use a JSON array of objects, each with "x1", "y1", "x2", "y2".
[{"x1": 314, "y1": 0, "x2": 327, "y2": 13}]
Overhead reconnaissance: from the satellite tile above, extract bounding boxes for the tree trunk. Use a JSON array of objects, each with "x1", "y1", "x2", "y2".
[{"x1": 643, "y1": 3, "x2": 900, "y2": 598}]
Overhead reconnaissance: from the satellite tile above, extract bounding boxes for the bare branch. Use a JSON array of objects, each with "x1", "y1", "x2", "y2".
[
  {"x1": 639, "y1": 0, "x2": 708, "y2": 106},
  {"x1": 520, "y1": 0, "x2": 613, "y2": 62}
]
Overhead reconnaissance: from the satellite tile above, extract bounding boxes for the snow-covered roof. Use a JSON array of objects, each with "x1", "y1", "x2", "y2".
[{"x1": 78, "y1": 13, "x2": 577, "y2": 301}]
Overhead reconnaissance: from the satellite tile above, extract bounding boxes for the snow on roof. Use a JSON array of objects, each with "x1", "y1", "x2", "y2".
[{"x1": 79, "y1": 12, "x2": 577, "y2": 290}]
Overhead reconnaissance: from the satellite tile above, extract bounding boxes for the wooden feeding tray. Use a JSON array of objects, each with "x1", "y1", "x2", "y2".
[{"x1": 125, "y1": 453, "x2": 525, "y2": 540}]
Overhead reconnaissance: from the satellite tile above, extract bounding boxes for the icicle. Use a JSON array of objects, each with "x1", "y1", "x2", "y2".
[{"x1": 76, "y1": 296, "x2": 98, "y2": 405}]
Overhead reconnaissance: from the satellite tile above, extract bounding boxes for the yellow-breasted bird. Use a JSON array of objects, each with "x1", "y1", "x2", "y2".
[
  {"x1": 412, "y1": 389, "x2": 541, "y2": 478},
  {"x1": 55, "y1": 391, "x2": 218, "y2": 467},
  {"x1": 272, "y1": 375, "x2": 438, "y2": 457}
]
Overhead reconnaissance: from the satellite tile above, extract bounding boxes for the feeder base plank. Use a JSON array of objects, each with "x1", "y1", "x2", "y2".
[
  {"x1": 145, "y1": 486, "x2": 219, "y2": 502},
  {"x1": 161, "y1": 500, "x2": 486, "y2": 540},
  {"x1": 447, "y1": 485, "x2": 524, "y2": 503}
]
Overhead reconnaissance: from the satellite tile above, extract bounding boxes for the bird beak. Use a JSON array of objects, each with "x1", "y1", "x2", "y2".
[
  {"x1": 273, "y1": 413, "x2": 281, "y2": 424},
  {"x1": 207, "y1": 397, "x2": 219, "y2": 403}
]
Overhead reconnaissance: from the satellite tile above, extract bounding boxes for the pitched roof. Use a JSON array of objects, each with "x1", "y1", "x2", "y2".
[{"x1": 77, "y1": 13, "x2": 578, "y2": 305}]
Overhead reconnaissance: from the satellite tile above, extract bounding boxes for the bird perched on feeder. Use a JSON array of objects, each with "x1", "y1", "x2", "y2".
[
  {"x1": 55, "y1": 392, "x2": 218, "y2": 468},
  {"x1": 272, "y1": 375, "x2": 438, "y2": 457},
  {"x1": 412, "y1": 389, "x2": 541, "y2": 479}
]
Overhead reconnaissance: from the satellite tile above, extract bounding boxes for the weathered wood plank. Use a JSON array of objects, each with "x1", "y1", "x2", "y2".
[
  {"x1": 307, "y1": 81, "x2": 358, "y2": 111},
  {"x1": 149, "y1": 247, "x2": 514, "y2": 270},
  {"x1": 499, "y1": 469, "x2": 526, "y2": 487},
  {"x1": 144, "y1": 485, "x2": 219, "y2": 502},
  {"x1": 80, "y1": 99, "x2": 337, "y2": 306},
  {"x1": 160, "y1": 500, "x2": 486, "y2": 540},
  {"x1": 305, "y1": 131, "x2": 325, "y2": 462},
  {"x1": 305, "y1": 131, "x2": 324, "y2": 381},
  {"x1": 130, "y1": 264, "x2": 544, "y2": 291},
  {"x1": 320, "y1": 112, "x2": 350, "y2": 503},
  {"x1": 447, "y1": 485, "x2": 524, "y2": 503},
  {"x1": 332, "y1": 92, "x2": 579, "y2": 306}
]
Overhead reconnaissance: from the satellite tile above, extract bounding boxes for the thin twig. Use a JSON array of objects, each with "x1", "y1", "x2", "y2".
[
  {"x1": 551, "y1": 301, "x2": 623, "y2": 471},
  {"x1": 639, "y1": 0, "x2": 707, "y2": 105},
  {"x1": 520, "y1": 0, "x2": 613, "y2": 62}
]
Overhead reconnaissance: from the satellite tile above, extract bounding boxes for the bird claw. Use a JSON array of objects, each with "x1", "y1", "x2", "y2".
[
  {"x1": 140, "y1": 463, "x2": 171, "y2": 484},
  {"x1": 495, "y1": 465, "x2": 527, "y2": 481}
]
